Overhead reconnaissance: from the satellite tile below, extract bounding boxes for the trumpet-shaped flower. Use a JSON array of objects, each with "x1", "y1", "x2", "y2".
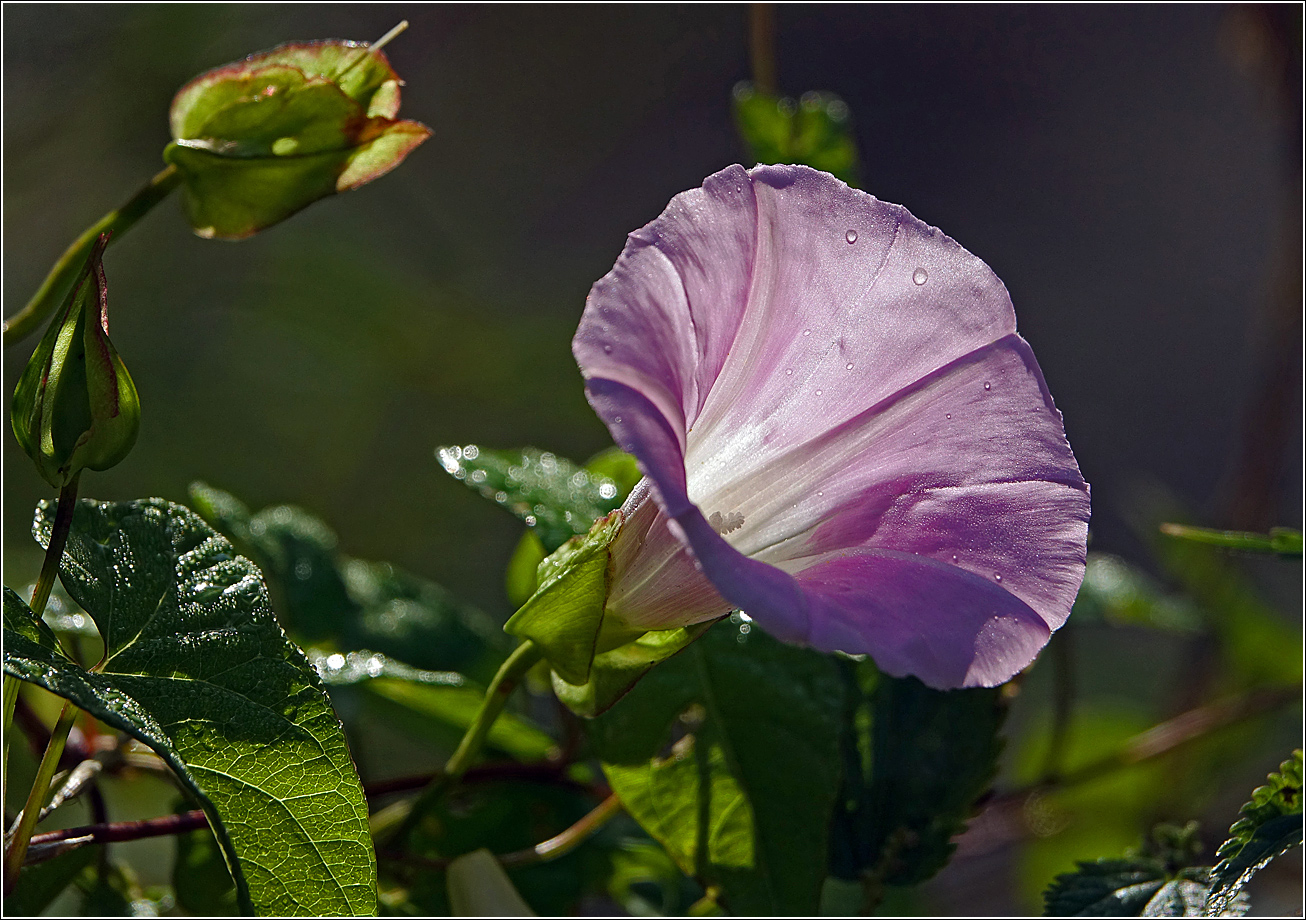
[{"x1": 574, "y1": 164, "x2": 1089, "y2": 689}]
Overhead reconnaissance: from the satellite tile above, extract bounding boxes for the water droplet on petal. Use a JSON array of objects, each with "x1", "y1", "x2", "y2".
[
  {"x1": 912, "y1": 267, "x2": 928, "y2": 285},
  {"x1": 994, "y1": 573, "x2": 1002, "y2": 582},
  {"x1": 984, "y1": 382, "x2": 992, "y2": 391},
  {"x1": 846, "y1": 363, "x2": 854, "y2": 370},
  {"x1": 785, "y1": 368, "x2": 793, "y2": 376},
  {"x1": 614, "y1": 416, "x2": 622, "y2": 423},
  {"x1": 603, "y1": 344, "x2": 613, "y2": 354},
  {"x1": 951, "y1": 554, "x2": 958, "y2": 563},
  {"x1": 945, "y1": 413, "x2": 952, "y2": 419},
  {"x1": 815, "y1": 388, "x2": 823, "y2": 396},
  {"x1": 802, "y1": 329, "x2": 811, "y2": 336},
  {"x1": 845, "y1": 229, "x2": 858, "y2": 244}
]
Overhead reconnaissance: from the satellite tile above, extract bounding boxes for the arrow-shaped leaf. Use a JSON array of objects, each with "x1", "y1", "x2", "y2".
[{"x1": 4, "y1": 498, "x2": 375, "y2": 916}]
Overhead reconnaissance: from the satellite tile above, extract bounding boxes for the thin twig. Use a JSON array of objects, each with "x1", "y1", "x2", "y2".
[
  {"x1": 27, "y1": 810, "x2": 207, "y2": 852},
  {"x1": 994, "y1": 683, "x2": 1301, "y2": 810},
  {"x1": 378, "y1": 793, "x2": 624, "y2": 871}
]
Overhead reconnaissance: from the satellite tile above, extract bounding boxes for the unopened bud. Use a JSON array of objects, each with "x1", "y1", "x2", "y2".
[{"x1": 11, "y1": 234, "x2": 140, "y2": 488}]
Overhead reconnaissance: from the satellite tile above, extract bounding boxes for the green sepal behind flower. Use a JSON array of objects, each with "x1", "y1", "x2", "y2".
[
  {"x1": 504, "y1": 511, "x2": 629, "y2": 686},
  {"x1": 163, "y1": 37, "x2": 431, "y2": 239},
  {"x1": 11, "y1": 234, "x2": 140, "y2": 488}
]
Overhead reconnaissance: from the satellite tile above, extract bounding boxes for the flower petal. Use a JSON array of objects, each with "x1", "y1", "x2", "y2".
[{"x1": 576, "y1": 164, "x2": 1089, "y2": 688}]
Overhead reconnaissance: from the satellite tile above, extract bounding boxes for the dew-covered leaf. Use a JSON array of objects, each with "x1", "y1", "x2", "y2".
[
  {"x1": 831, "y1": 664, "x2": 1006, "y2": 886},
  {"x1": 1206, "y1": 750, "x2": 1303, "y2": 915},
  {"x1": 587, "y1": 621, "x2": 843, "y2": 915},
  {"x1": 5, "y1": 498, "x2": 375, "y2": 916},
  {"x1": 436, "y1": 446, "x2": 627, "y2": 553},
  {"x1": 733, "y1": 83, "x2": 860, "y2": 186},
  {"x1": 311, "y1": 648, "x2": 555, "y2": 761},
  {"x1": 189, "y1": 482, "x2": 509, "y2": 682}
]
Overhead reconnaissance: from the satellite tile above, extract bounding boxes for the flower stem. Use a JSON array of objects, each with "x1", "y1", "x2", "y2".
[
  {"x1": 3, "y1": 164, "x2": 181, "y2": 347},
  {"x1": 383, "y1": 640, "x2": 544, "y2": 846},
  {"x1": 4, "y1": 701, "x2": 77, "y2": 893},
  {"x1": 444, "y1": 640, "x2": 545, "y2": 785}
]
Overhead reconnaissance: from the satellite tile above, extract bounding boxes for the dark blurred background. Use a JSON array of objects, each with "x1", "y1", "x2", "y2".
[{"x1": 4, "y1": 4, "x2": 1301, "y2": 913}]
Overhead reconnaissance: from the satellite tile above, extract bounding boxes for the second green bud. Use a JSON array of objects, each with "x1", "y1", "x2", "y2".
[{"x1": 11, "y1": 234, "x2": 140, "y2": 488}]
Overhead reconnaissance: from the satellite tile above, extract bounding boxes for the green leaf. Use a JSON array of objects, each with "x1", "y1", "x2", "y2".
[
  {"x1": 1043, "y1": 859, "x2": 1243, "y2": 917},
  {"x1": 505, "y1": 530, "x2": 548, "y2": 607},
  {"x1": 588, "y1": 620, "x2": 844, "y2": 915},
  {"x1": 437, "y1": 446, "x2": 627, "y2": 553},
  {"x1": 446, "y1": 849, "x2": 537, "y2": 916},
  {"x1": 733, "y1": 83, "x2": 860, "y2": 186},
  {"x1": 312, "y1": 648, "x2": 556, "y2": 761},
  {"x1": 172, "y1": 804, "x2": 239, "y2": 916},
  {"x1": 1160, "y1": 524, "x2": 1303, "y2": 559},
  {"x1": 189, "y1": 482, "x2": 509, "y2": 682},
  {"x1": 829, "y1": 663, "x2": 1005, "y2": 886},
  {"x1": 4, "y1": 843, "x2": 97, "y2": 917},
  {"x1": 1071, "y1": 553, "x2": 1203, "y2": 633},
  {"x1": 165, "y1": 40, "x2": 429, "y2": 239},
  {"x1": 504, "y1": 513, "x2": 623, "y2": 686},
  {"x1": 5, "y1": 498, "x2": 375, "y2": 916},
  {"x1": 1206, "y1": 750, "x2": 1304, "y2": 914}
]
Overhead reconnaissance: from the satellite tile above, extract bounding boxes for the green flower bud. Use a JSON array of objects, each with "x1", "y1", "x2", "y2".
[
  {"x1": 162, "y1": 29, "x2": 431, "y2": 240},
  {"x1": 11, "y1": 234, "x2": 140, "y2": 488}
]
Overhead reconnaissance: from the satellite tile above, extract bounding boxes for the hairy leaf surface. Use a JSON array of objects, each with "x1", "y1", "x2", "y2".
[{"x1": 4, "y1": 499, "x2": 375, "y2": 916}]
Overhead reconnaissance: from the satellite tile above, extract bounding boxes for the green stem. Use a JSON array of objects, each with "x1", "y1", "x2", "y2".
[
  {"x1": 4, "y1": 164, "x2": 181, "y2": 347},
  {"x1": 29, "y1": 474, "x2": 80, "y2": 620},
  {"x1": 4, "y1": 701, "x2": 77, "y2": 894},
  {"x1": 444, "y1": 640, "x2": 543, "y2": 784},
  {"x1": 384, "y1": 640, "x2": 543, "y2": 846},
  {"x1": 2, "y1": 677, "x2": 19, "y2": 807}
]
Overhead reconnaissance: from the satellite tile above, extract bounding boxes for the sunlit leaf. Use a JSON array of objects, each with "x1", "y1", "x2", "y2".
[
  {"x1": 4, "y1": 498, "x2": 375, "y2": 916},
  {"x1": 437, "y1": 445, "x2": 627, "y2": 553},
  {"x1": 1206, "y1": 750, "x2": 1304, "y2": 915}
]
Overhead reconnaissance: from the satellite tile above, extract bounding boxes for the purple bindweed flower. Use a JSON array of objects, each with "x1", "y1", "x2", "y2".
[{"x1": 573, "y1": 164, "x2": 1089, "y2": 689}]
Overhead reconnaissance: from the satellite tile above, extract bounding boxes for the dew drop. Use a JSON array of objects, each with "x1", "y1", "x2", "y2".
[
  {"x1": 994, "y1": 573, "x2": 1002, "y2": 582},
  {"x1": 785, "y1": 368, "x2": 793, "y2": 376},
  {"x1": 912, "y1": 267, "x2": 928, "y2": 285},
  {"x1": 984, "y1": 382, "x2": 992, "y2": 391},
  {"x1": 802, "y1": 329, "x2": 811, "y2": 337},
  {"x1": 845, "y1": 229, "x2": 858, "y2": 244},
  {"x1": 815, "y1": 388, "x2": 823, "y2": 396},
  {"x1": 614, "y1": 416, "x2": 622, "y2": 423},
  {"x1": 951, "y1": 554, "x2": 958, "y2": 563},
  {"x1": 603, "y1": 344, "x2": 613, "y2": 354},
  {"x1": 945, "y1": 413, "x2": 952, "y2": 419},
  {"x1": 846, "y1": 363, "x2": 854, "y2": 370}
]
